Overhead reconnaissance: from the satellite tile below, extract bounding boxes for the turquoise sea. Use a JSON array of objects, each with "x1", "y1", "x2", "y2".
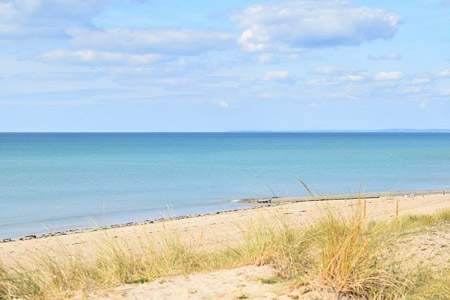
[{"x1": 1, "y1": 132, "x2": 450, "y2": 239}]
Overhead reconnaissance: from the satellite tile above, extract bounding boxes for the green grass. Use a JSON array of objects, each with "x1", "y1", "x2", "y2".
[
  {"x1": 405, "y1": 268, "x2": 450, "y2": 300},
  {"x1": 1, "y1": 208, "x2": 449, "y2": 299}
]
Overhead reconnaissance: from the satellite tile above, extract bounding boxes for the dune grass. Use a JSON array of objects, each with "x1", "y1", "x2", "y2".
[
  {"x1": 1, "y1": 207, "x2": 449, "y2": 299},
  {"x1": 305, "y1": 213, "x2": 406, "y2": 299},
  {"x1": 409, "y1": 268, "x2": 450, "y2": 300}
]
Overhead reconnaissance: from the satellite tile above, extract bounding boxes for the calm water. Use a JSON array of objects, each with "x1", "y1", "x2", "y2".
[{"x1": 1, "y1": 132, "x2": 450, "y2": 238}]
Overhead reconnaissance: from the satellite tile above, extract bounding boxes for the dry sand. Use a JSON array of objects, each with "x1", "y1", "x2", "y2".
[
  {"x1": 74, "y1": 222, "x2": 450, "y2": 300},
  {"x1": 1, "y1": 192, "x2": 449, "y2": 299},
  {"x1": 1, "y1": 192, "x2": 449, "y2": 267},
  {"x1": 76, "y1": 265, "x2": 288, "y2": 300}
]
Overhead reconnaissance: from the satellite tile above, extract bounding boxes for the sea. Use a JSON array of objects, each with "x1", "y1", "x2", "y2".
[{"x1": 1, "y1": 132, "x2": 450, "y2": 239}]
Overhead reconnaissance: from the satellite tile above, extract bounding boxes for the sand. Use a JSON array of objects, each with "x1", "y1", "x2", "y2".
[
  {"x1": 76, "y1": 265, "x2": 287, "y2": 300},
  {"x1": 1, "y1": 192, "x2": 450, "y2": 299},
  {"x1": 75, "y1": 222, "x2": 450, "y2": 300},
  {"x1": 1, "y1": 192, "x2": 449, "y2": 268}
]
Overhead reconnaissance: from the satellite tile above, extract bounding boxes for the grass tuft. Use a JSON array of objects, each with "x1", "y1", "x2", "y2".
[
  {"x1": 0, "y1": 208, "x2": 449, "y2": 299},
  {"x1": 306, "y1": 211, "x2": 406, "y2": 299},
  {"x1": 408, "y1": 268, "x2": 450, "y2": 300}
]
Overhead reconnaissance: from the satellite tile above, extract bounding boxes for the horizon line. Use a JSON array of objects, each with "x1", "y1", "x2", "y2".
[{"x1": 1, "y1": 129, "x2": 450, "y2": 134}]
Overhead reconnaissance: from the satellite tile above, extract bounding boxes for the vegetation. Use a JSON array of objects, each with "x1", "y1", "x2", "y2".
[
  {"x1": 409, "y1": 269, "x2": 450, "y2": 300},
  {"x1": 1, "y1": 206, "x2": 449, "y2": 299}
]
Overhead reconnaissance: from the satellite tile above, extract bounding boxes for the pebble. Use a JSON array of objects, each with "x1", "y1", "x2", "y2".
[{"x1": 0, "y1": 200, "x2": 283, "y2": 244}]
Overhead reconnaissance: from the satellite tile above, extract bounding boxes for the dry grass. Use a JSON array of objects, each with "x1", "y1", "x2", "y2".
[
  {"x1": 408, "y1": 268, "x2": 450, "y2": 300},
  {"x1": 393, "y1": 209, "x2": 450, "y2": 232},
  {"x1": 1, "y1": 207, "x2": 449, "y2": 300},
  {"x1": 305, "y1": 213, "x2": 405, "y2": 298}
]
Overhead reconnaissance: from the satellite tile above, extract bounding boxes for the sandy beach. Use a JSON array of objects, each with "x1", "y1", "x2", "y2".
[
  {"x1": 1, "y1": 191, "x2": 449, "y2": 268},
  {"x1": 1, "y1": 191, "x2": 450, "y2": 299},
  {"x1": 3, "y1": 0, "x2": 450, "y2": 297}
]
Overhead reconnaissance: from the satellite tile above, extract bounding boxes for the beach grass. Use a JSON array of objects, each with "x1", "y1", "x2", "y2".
[
  {"x1": 409, "y1": 268, "x2": 450, "y2": 300},
  {"x1": 1, "y1": 206, "x2": 450, "y2": 299}
]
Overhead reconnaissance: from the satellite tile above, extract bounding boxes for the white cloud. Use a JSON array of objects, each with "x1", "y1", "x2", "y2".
[
  {"x1": 436, "y1": 69, "x2": 450, "y2": 78},
  {"x1": 0, "y1": 0, "x2": 148, "y2": 39},
  {"x1": 312, "y1": 65, "x2": 370, "y2": 82},
  {"x1": 38, "y1": 49, "x2": 163, "y2": 65},
  {"x1": 218, "y1": 100, "x2": 229, "y2": 109},
  {"x1": 306, "y1": 79, "x2": 337, "y2": 86},
  {"x1": 233, "y1": 1, "x2": 400, "y2": 52},
  {"x1": 411, "y1": 77, "x2": 431, "y2": 84},
  {"x1": 258, "y1": 53, "x2": 277, "y2": 64},
  {"x1": 337, "y1": 75, "x2": 368, "y2": 82},
  {"x1": 367, "y1": 52, "x2": 402, "y2": 60},
  {"x1": 314, "y1": 65, "x2": 359, "y2": 75},
  {"x1": 68, "y1": 29, "x2": 236, "y2": 55},
  {"x1": 400, "y1": 87, "x2": 421, "y2": 94},
  {"x1": 263, "y1": 70, "x2": 293, "y2": 82},
  {"x1": 10, "y1": 0, "x2": 106, "y2": 20},
  {"x1": 0, "y1": 0, "x2": 106, "y2": 38},
  {"x1": 0, "y1": 2, "x2": 18, "y2": 20},
  {"x1": 374, "y1": 71, "x2": 404, "y2": 81}
]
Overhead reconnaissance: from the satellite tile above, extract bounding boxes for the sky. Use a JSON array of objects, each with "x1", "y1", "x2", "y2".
[{"x1": 0, "y1": 0, "x2": 449, "y2": 132}]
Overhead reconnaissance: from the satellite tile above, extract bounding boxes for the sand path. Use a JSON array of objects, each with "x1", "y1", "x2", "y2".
[{"x1": 75, "y1": 265, "x2": 290, "y2": 300}]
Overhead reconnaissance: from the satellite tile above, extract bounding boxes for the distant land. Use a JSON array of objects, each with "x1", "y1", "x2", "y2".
[
  {"x1": 231, "y1": 129, "x2": 450, "y2": 133},
  {"x1": 2, "y1": 130, "x2": 450, "y2": 134}
]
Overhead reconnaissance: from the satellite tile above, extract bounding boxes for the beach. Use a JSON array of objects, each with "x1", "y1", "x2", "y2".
[
  {"x1": 3, "y1": 132, "x2": 450, "y2": 240},
  {"x1": 3, "y1": 1, "x2": 450, "y2": 298},
  {"x1": 1, "y1": 190, "x2": 450, "y2": 299},
  {"x1": 2, "y1": 191, "x2": 449, "y2": 267}
]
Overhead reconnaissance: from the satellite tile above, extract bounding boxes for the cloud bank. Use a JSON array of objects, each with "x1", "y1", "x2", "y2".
[
  {"x1": 37, "y1": 49, "x2": 164, "y2": 65},
  {"x1": 68, "y1": 29, "x2": 236, "y2": 55},
  {"x1": 0, "y1": 0, "x2": 107, "y2": 38},
  {"x1": 232, "y1": 1, "x2": 401, "y2": 52}
]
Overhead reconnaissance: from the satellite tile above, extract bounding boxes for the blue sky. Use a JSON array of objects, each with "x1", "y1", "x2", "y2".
[{"x1": 0, "y1": 0, "x2": 449, "y2": 132}]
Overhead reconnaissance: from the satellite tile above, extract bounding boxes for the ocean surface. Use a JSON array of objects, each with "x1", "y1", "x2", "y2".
[{"x1": 1, "y1": 132, "x2": 450, "y2": 239}]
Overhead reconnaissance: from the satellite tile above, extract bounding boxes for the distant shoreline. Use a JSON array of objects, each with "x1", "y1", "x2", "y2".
[
  {"x1": 1, "y1": 130, "x2": 450, "y2": 134},
  {"x1": 2, "y1": 188, "x2": 449, "y2": 243}
]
